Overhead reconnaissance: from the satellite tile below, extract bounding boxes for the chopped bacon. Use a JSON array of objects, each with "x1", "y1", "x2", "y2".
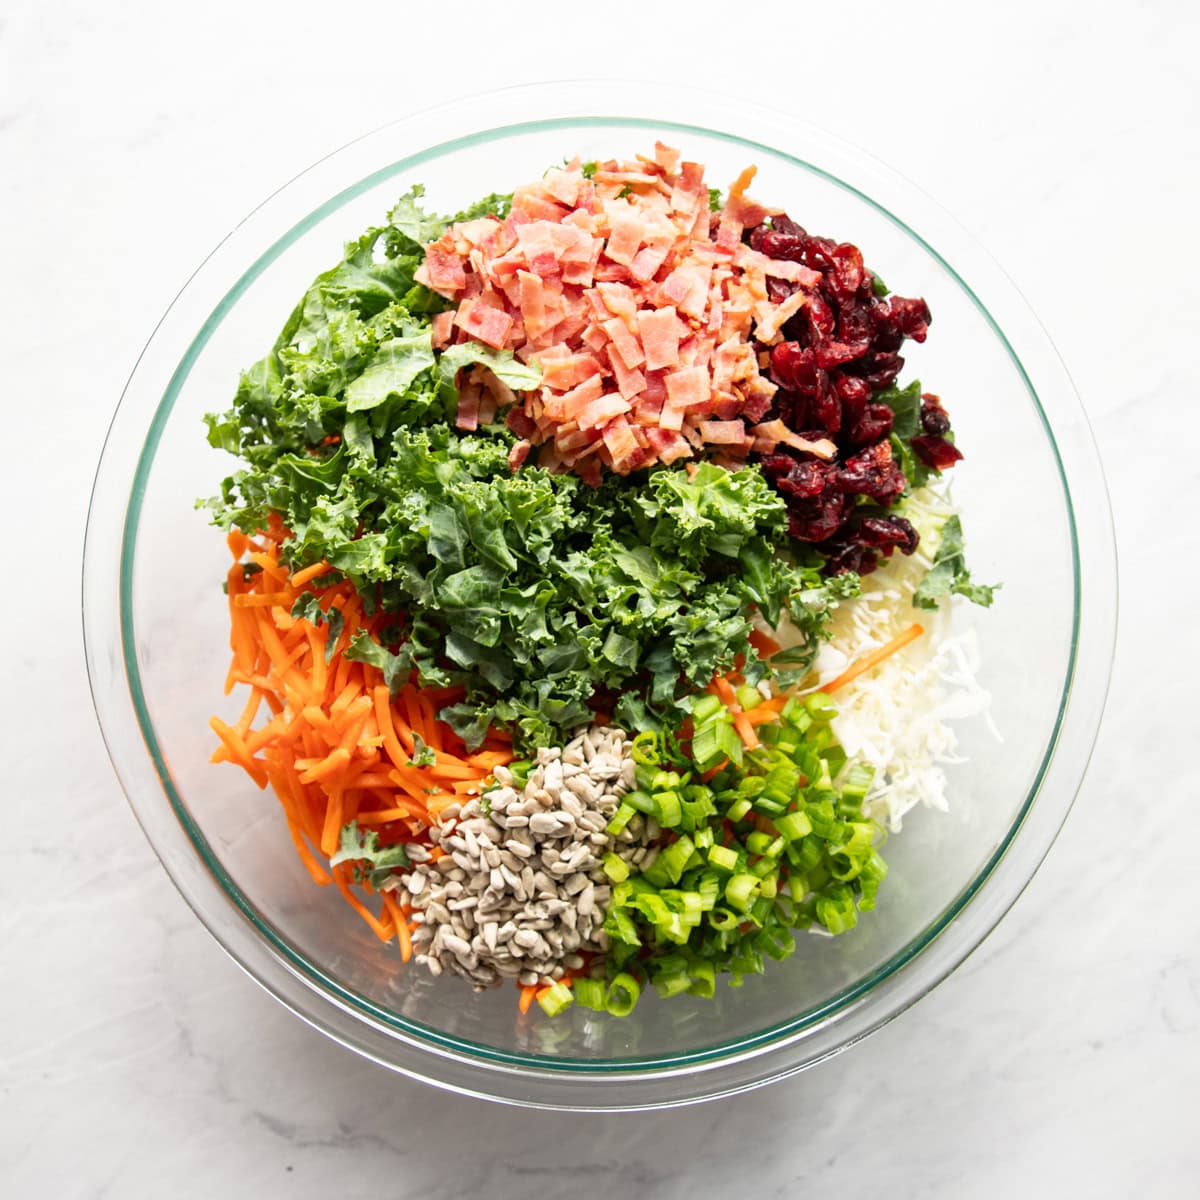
[
  {"x1": 508, "y1": 438, "x2": 532, "y2": 470},
  {"x1": 638, "y1": 306, "x2": 682, "y2": 371},
  {"x1": 540, "y1": 354, "x2": 604, "y2": 392},
  {"x1": 699, "y1": 419, "x2": 746, "y2": 444},
  {"x1": 420, "y1": 146, "x2": 814, "y2": 477},
  {"x1": 750, "y1": 419, "x2": 837, "y2": 461}
]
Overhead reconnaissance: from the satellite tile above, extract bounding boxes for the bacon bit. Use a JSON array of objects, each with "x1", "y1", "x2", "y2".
[
  {"x1": 754, "y1": 289, "x2": 808, "y2": 344},
  {"x1": 750, "y1": 419, "x2": 838, "y2": 461},
  {"x1": 508, "y1": 439, "x2": 532, "y2": 470},
  {"x1": 638, "y1": 306, "x2": 682, "y2": 371},
  {"x1": 430, "y1": 310, "x2": 455, "y2": 350},
  {"x1": 699, "y1": 419, "x2": 746, "y2": 444}
]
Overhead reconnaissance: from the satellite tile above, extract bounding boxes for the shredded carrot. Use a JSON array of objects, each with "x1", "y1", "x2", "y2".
[
  {"x1": 210, "y1": 718, "x2": 268, "y2": 788},
  {"x1": 210, "y1": 534, "x2": 510, "y2": 963},
  {"x1": 711, "y1": 675, "x2": 737, "y2": 707},
  {"x1": 518, "y1": 985, "x2": 537, "y2": 1014},
  {"x1": 733, "y1": 712, "x2": 760, "y2": 750},
  {"x1": 823, "y1": 622, "x2": 925, "y2": 694},
  {"x1": 380, "y1": 890, "x2": 413, "y2": 962},
  {"x1": 290, "y1": 560, "x2": 332, "y2": 588},
  {"x1": 747, "y1": 629, "x2": 782, "y2": 659}
]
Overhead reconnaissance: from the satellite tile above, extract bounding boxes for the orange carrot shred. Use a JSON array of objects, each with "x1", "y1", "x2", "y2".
[
  {"x1": 733, "y1": 712, "x2": 761, "y2": 750},
  {"x1": 823, "y1": 622, "x2": 925, "y2": 693},
  {"x1": 290, "y1": 560, "x2": 332, "y2": 588}
]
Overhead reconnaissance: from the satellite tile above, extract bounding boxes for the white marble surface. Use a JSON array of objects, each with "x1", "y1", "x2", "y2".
[{"x1": 3, "y1": 0, "x2": 1197, "y2": 1194}]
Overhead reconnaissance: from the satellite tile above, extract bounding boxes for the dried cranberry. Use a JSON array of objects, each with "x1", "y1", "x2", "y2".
[
  {"x1": 833, "y1": 441, "x2": 907, "y2": 503},
  {"x1": 787, "y1": 493, "x2": 852, "y2": 542},
  {"x1": 847, "y1": 403, "x2": 896, "y2": 448},
  {"x1": 854, "y1": 514, "x2": 919, "y2": 555},
  {"x1": 860, "y1": 353, "x2": 904, "y2": 391},
  {"x1": 834, "y1": 374, "x2": 871, "y2": 406},
  {"x1": 777, "y1": 460, "x2": 829, "y2": 499},
  {"x1": 807, "y1": 292, "x2": 836, "y2": 340},
  {"x1": 822, "y1": 542, "x2": 879, "y2": 576},
  {"x1": 920, "y1": 393, "x2": 952, "y2": 435},
  {"x1": 815, "y1": 338, "x2": 872, "y2": 369},
  {"x1": 875, "y1": 295, "x2": 931, "y2": 342},
  {"x1": 910, "y1": 435, "x2": 964, "y2": 471},
  {"x1": 809, "y1": 386, "x2": 841, "y2": 434},
  {"x1": 828, "y1": 243, "x2": 866, "y2": 298},
  {"x1": 759, "y1": 215, "x2": 807, "y2": 261},
  {"x1": 802, "y1": 235, "x2": 838, "y2": 273},
  {"x1": 769, "y1": 342, "x2": 812, "y2": 391}
]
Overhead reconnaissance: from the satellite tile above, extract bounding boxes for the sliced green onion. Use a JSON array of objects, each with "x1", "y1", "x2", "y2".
[
  {"x1": 605, "y1": 803, "x2": 636, "y2": 835},
  {"x1": 707, "y1": 844, "x2": 740, "y2": 873},
  {"x1": 736, "y1": 685, "x2": 764, "y2": 711},
  {"x1": 691, "y1": 694, "x2": 724, "y2": 724},
  {"x1": 625, "y1": 789, "x2": 656, "y2": 815},
  {"x1": 775, "y1": 810, "x2": 813, "y2": 842},
  {"x1": 687, "y1": 961, "x2": 716, "y2": 998},
  {"x1": 746, "y1": 831, "x2": 774, "y2": 857},
  {"x1": 605, "y1": 972, "x2": 641, "y2": 1017},
  {"x1": 573, "y1": 977, "x2": 607, "y2": 1011},
  {"x1": 537, "y1": 981, "x2": 575, "y2": 1017},
  {"x1": 725, "y1": 873, "x2": 761, "y2": 913},
  {"x1": 805, "y1": 691, "x2": 838, "y2": 721},
  {"x1": 630, "y1": 730, "x2": 661, "y2": 766},
  {"x1": 603, "y1": 907, "x2": 641, "y2": 946},
  {"x1": 659, "y1": 835, "x2": 697, "y2": 884},
  {"x1": 652, "y1": 969, "x2": 691, "y2": 999},
  {"x1": 726, "y1": 797, "x2": 753, "y2": 823},
  {"x1": 709, "y1": 905, "x2": 740, "y2": 931},
  {"x1": 603, "y1": 852, "x2": 630, "y2": 883},
  {"x1": 815, "y1": 885, "x2": 858, "y2": 934},
  {"x1": 653, "y1": 790, "x2": 682, "y2": 827},
  {"x1": 761, "y1": 926, "x2": 796, "y2": 961}
]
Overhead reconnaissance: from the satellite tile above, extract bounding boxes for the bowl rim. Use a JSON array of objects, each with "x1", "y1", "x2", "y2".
[{"x1": 84, "y1": 82, "x2": 1118, "y2": 1108}]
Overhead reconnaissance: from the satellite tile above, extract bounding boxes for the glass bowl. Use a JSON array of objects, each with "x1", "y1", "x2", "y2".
[{"x1": 83, "y1": 82, "x2": 1116, "y2": 1109}]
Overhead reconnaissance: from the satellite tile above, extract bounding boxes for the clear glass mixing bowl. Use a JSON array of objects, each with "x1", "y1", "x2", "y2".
[{"x1": 83, "y1": 82, "x2": 1116, "y2": 1109}]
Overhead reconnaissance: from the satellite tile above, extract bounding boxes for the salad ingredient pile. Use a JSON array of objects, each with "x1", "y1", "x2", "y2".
[{"x1": 204, "y1": 143, "x2": 995, "y2": 1019}]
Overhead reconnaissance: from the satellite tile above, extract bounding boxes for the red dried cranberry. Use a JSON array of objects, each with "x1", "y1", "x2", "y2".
[
  {"x1": 802, "y1": 236, "x2": 838, "y2": 273},
  {"x1": 787, "y1": 493, "x2": 852, "y2": 542},
  {"x1": 854, "y1": 514, "x2": 919, "y2": 555},
  {"x1": 807, "y1": 292, "x2": 836, "y2": 340},
  {"x1": 875, "y1": 295, "x2": 931, "y2": 342},
  {"x1": 910, "y1": 435, "x2": 964, "y2": 471},
  {"x1": 815, "y1": 338, "x2": 872, "y2": 369},
  {"x1": 810, "y1": 386, "x2": 841, "y2": 434},
  {"x1": 920, "y1": 393, "x2": 952, "y2": 435},
  {"x1": 847, "y1": 402, "x2": 896, "y2": 448},
  {"x1": 834, "y1": 375, "x2": 871, "y2": 405},
  {"x1": 828, "y1": 243, "x2": 866, "y2": 298},
  {"x1": 822, "y1": 542, "x2": 880, "y2": 576},
  {"x1": 833, "y1": 441, "x2": 907, "y2": 503},
  {"x1": 860, "y1": 354, "x2": 904, "y2": 391},
  {"x1": 769, "y1": 342, "x2": 812, "y2": 391}
]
